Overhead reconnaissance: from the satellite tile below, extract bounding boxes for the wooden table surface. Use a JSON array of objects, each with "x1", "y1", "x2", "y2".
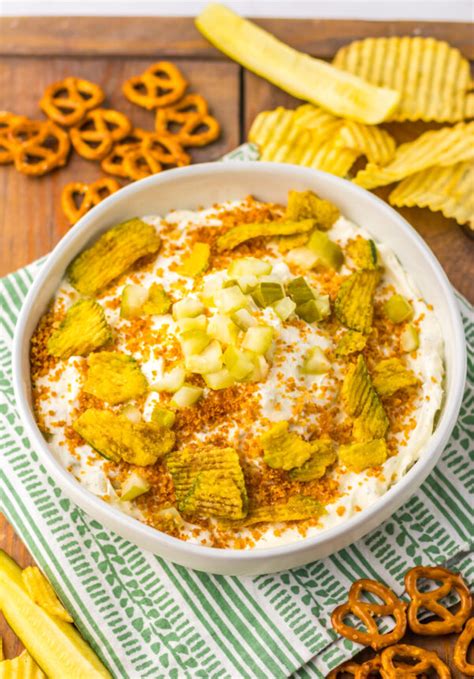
[{"x1": 0, "y1": 15, "x2": 472, "y2": 675}]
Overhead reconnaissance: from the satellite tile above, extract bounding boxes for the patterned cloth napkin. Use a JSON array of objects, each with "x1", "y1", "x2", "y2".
[{"x1": 1, "y1": 147, "x2": 473, "y2": 678}]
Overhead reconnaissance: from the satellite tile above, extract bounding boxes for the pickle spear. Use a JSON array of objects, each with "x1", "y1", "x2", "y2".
[{"x1": 196, "y1": 4, "x2": 399, "y2": 124}]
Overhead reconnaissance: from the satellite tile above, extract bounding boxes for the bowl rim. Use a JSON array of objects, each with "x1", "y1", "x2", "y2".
[{"x1": 12, "y1": 161, "x2": 467, "y2": 565}]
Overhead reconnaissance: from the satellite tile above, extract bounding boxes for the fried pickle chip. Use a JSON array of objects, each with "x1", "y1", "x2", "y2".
[
  {"x1": 261, "y1": 421, "x2": 313, "y2": 471},
  {"x1": 84, "y1": 352, "x2": 148, "y2": 405},
  {"x1": 166, "y1": 445, "x2": 247, "y2": 514},
  {"x1": 22, "y1": 566, "x2": 73, "y2": 622},
  {"x1": 232, "y1": 495, "x2": 325, "y2": 527},
  {"x1": 346, "y1": 236, "x2": 378, "y2": 270},
  {"x1": 47, "y1": 298, "x2": 111, "y2": 359},
  {"x1": 180, "y1": 470, "x2": 246, "y2": 519},
  {"x1": 354, "y1": 122, "x2": 474, "y2": 190},
  {"x1": 278, "y1": 232, "x2": 311, "y2": 253},
  {"x1": 67, "y1": 218, "x2": 161, "y2": 296},
  {"x1": 216, "y1": 218, "x2": 315, "y2": 251},
  {"x1": 342, "y1": 355, "x2": 389, "y2": 441},
  {"x1": 389, "y1": 161, "x2": 474, "y2": 230},
  {"x1": 0, "y1": 650, "x2": 46, "y2": 678},
  {"x1": 73, "y1": 408, "x2": 174, "y2": 465},
  {"x1": 335, "y1": 121, "x2": 396, "y2": 165},
  {"x1": 143, "y1": 283, "x2": 172, "y2": 315},
  {"x1": 335, "y1": 330, "x2": 367, "y2": 357},
  {"x1": 372, "y1": 358, "x2": 419, "y2": 398},
  {"x1": 177, "y1": 242, "x2": 210, "y2": 277},
  {"x1": 338, "y1": 439, "x2": 388, "y2": 472},
  {"x1": 286, "y1": 190, "x2": 340, "y2": 230},
  {"x1": 289, "y1": 439, "x2": 337, "y2": 481},
  {"x1": 333, "y1": 37, "x2": 474, "y2": 122},
  {"x1": 335, "y1": 269, "x2": 380, "y2": 334}
]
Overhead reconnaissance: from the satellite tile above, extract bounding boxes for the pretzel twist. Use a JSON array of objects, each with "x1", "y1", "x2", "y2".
[
  {"x1": 0, "y1": 112, "x2": 28, "y2": 164},
  {"x1": 380, "y1": 644, "x2": 451, "y2": 678},
  {"x1": 331, "y1": 579, "x2": 406, "y2": 651},
  {"x1": 327, "y1": 661, "x2": 361, "y2": 678},
  {"x1": 61, "y1": 177, "x2": 120, "y2": 224},
  {"x1": 405, "y1": 566, "x2": 472, "y2": 635},
  {"x1": 155, "y1": 109, "x2": 220, "y2": 147},
  {"x1": 70, "y1": 108, "x2": 132, "y2": 160},
  {"x1": 100, "y1": 128, "x2": 150, "y2": 177},
  {"x1": 11, "y1": 119, "x2": 70, "y2": 176},
  {"x1": 356, "y1": 655, "x2": 382, "y2": 678},
  {"x1": 122, "y1": 62, "x2": 187, "y2": 110},
  {"x1": 454, "y1": 618, "x2": 474, "y2": 676},
  {"x1": 40, "y1": 77, "x2": 105, "y2": 127}
]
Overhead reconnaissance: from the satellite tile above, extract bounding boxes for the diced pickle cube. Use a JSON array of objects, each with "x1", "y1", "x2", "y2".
[
  {"x1": 143, "y1": 283, "x2": 171, "y2": 315},
  {"x1": 334, "y1": 269, "x2": 380, "y2": 334},
  {"x1": 245, "y1": 354, "x2": 269, "y2": 383},
  {"x1": 261, "y1": 421, "x2": 313, "y2": 470},
  {"x1": 251, "y1": 281, "x2": 284, "y2": 307},
  {"x1": 47, "y1": 298, "x2": 111, "y2": 359},
  {"x1": 272, "y1": 296, "x2": 296, "y2": 321},
  {"x1": 200, "y1": 277, "x2": 223, "y2": 306},
  {"x1": 207, "y1": 314, "x2": 240, "y2": 345},
  {"x1": 341, "y1": 355, "x2": 389, "y2": 442},
  {"x1": 223, "y1": 346, "x2": 255, "y2": 380},
  {"x1": 172, "y1": 297, "x2": 205, "y2": 320},
  {"x1": 204, "y1": 368, "x2": 235, "y2": 390},
  {"x1": 120, "y1": 472, "x2": 151, "y2": 501},
  {"x1": 185, "y1": 340, "x2": 223, "y2": 374},
  {"x1": 228, "y1": 257, "x2": 272, "y2": 277},
  {"x1": 214, "y1": 285, "x2": 248, "y2": 313},
  {"x1": 235, "y1": 274, "x2": 258, "y2": 293},
  {"x1": 286, "y1": 276, "x2": 314, "y2": 305},
  {"x1": 177, "y1": 242, "x2": 210, "y2": 277},
  {"x1": 346, "y1": 236, "x2": 378, "y2": 270},
  {"x1": 301, "y1": 347, "x2": 330, "y2": 374},
  {"x1": 335, "y1": 330, "x2": 367, "y2": 357},
  {"x1": 120, "y1": 284, "x2": 148, "y2": 319},
  {"x1": 170, "y1": 385, "x2": 203, "y2": 408},
  {"x1": 180, "y1": 329, "x2": 211, "y2": 356},
  {"x1": 151, "y1": 406, "x2": 176, "y2": 428},
  {"x1": 308, "y1": 230, "x2": 344, "y2": 271},
  {"x1": 176, "y1": 314, "x2": 207, "y2": 333},
  {"x1": 286, "y1": 247, "x2": 319, "y2": 270},
  {"x1": 67, "y1": 218, "x2": 161, "y2": 296},
  {"x1": 371, "y1": 358, "x2": 419, "y2": 398},
  {"x1": 242, "y1": 326, "x2": 273, "y2": 354},
  {"x1": 296, "y1": 299, "x2": 323, "y2": 323},
  {"x1": 84, "y1": 351, "x2": 148, "y2": 405},
  {"x1": 338, "y1": 439, "x2": 388, "y2": 472},
  {"x1": 231, "y1": 308, "x2": 257, "y2": 330},
  {"x1": 384, "y1": 294, "x2": 414, "y2": 324},
  {"x1": 289, "y1": 439, "x2": 336, "y2": 481},
  {"x1": 152, "y1": 366, "x2": 186, "y2": 393},
  {"x1": 73, "y1": 408, "x2": 175, "y2": 465},
  {"x1": 216, "y1": 218, "x2": 315, "y2": 251},
  {"x1": 286, "y1": 190, "x2": 340, "y2": 230},
  {"x1": 400, "y1": 324, "x2": 419, "y2": 353},
  {"x1": 121, "y1": 404, "x2": 142, "y2": 423}
]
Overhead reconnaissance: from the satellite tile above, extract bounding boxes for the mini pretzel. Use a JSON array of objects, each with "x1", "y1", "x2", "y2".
[
  {"x1": 327, "y1": 661, "x2": 361, "y2": 678},
  {"x1": 0, "y1": 112, "x2": 28, "y2": 164},
  {"x1": 100, "y1": 128, "x2": 151, "y2": 177},
  {"x1": 331, "y1": 579, "x2": 406, "y2": 650},
  {"x1": 122, "y1": 61, "x2": 187, "y2": 110},
  {"x1": 142, "y1": 134, "x2": 191, "y2": 167},
  {"x1": 155, "y1": 109, "x2": 220, "y2": 147},
  {"x1": 11, "y1": 119, "x2": 70, "y2": 176},
  {"x1": 70, "y1": 108, "x2": 132, "y2": 160},
  {"x1": 356, "y1": 655, "x2": 382, "y2": 678},
  {"x1": 454, "y1": 618, "x2": 474, "y2": 676},
  {"x1": 405, "y1": 565, "x2": 472, "y2": 635},
  {"x1": 380, "y1": 644, "x2": 450, "y2": 679},
  {"x1": 61, "y1": 178, "x2": 120, "y2": 224},
  {"x1": 40, "y1": 77, "x2": 105, "y2": 127},
  {"x1": 122, "y1": 146, "x2": 164, "y2": 180}
]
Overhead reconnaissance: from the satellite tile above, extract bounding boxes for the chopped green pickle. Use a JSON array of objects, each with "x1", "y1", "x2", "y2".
[
  {"x1": 251, "y1": 281, "x2": 284, "y2": 307},
  {"x1": 177, "y1": 314, "x2": 207, "y2": 333},
  {"x1": 47, "y1": 298, "x2": 111, "y2": 359},
  {"x1": 180, "y1": 329, "x2": 211, "y2": 356},
  {"x1": 286, "y1": 247, "x2": 319, "y2": 270},
  {"x1": 67, "y1": 218, "x2": 161, "y2": 296},
  {"x1": 338, "y1": 439, "x2": 388, "y2": 472},
  {"x1": 308, "y1": 231, "x2": 344, "y2": 270},
  {"x1": 261, "y1": 421, "x2": 313, "y2": 470},
  {"x1": 296, "y1": 299, "x2": 323, "y2": 323},
  {"x1": 228, "y1": 257, "x2": 272, "y2": 277},
  {"x1": 272, "y1": 296, "x2": 296, "y2": 321},
  {"x1": 120, "y1": 472, "x2": 151, "y2": 502},
  {"x1": 204, "y1": 368, "x2": 236, "y2": 390},
  {"x1": 178, "y1": 242, "x2": 210, "y2": 277},
  {"x1": 223, "y1": 346, "x2": 255, "y2": 380},
  {"x1": 73, "y1": 408, "x2": 175, "y2": 466},
  {"x1": 341, "y1": 355, "x2": 389, "y2": 442},
  {"x1": 207, "y1": 314, "x2": 239, "y2": 345},
  {"x1": 230, "y1": 495, "x2": 325, "y2": 527},
  {"x1": 289, "y1": 439, "x2": 336, "y2": 481},
  {"x1": 143, "y1": 283, "x2": 171, "y2": 315},
  {"x1": 171, "y1": 384, "x2": 203, "y2": 408},
  {"x1": 216, "y1": 218, "x2": 315, "y2": 251},
  {"x1": 231, "y1": 308, "x2": 257, "y2": 330},
  {"x1": 242, "y1": 326, "x2": 273, "y2": 354},
  {"x1": 151, "y1": 406, "x2": 176, "y2": 428},
  {"x1": 185, "y1": 339, "x2": 222, "y2": 374},
  {"x1": 214, "y1": 285, "x2": 248, "y2": 313},
  {"x1": 84, "y1": 351, "x2": 148, "y2": 405},
  {"x1": 153, "y1": 365, "x2": 186, "y2": 393},
  {"x1": 335, "y1": 330, "x2": 367, "y2": 357},
  {"x1": 400, "y1": 323, "x2": 420, "y2": 353},
  {"x1": 372, "y1": 358, "x2": 419, "y2": 398},
  {"x1": 287, "y1": 276, "x2": 314, "y2": 305},
  {"x1": 334, "y1": 269, "x2": 380, "y2": 333},
  {"x1": 346, "y1": 236, "x2": 378, "y2": 270},
  {"x1": 301, "y1": 347, "x2": 330, "y2": 374},
  {"x1": 180, "y1": 470, "x2": 246, "y2": 519},
  {"x1": 172, "y1": 296, "x2": 205, "y2": 320},
  {"x1": 120, "y1": 284, "x2": 148, "y2": 319},
  {"x1": 384, "y1": 294, "x2": 414, "y2": 323},
  {"x1": 286, "y1": 190, "x2": 340, "y2": 230}
]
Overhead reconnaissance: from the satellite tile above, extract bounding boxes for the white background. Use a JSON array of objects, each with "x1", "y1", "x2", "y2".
[{"x1": 1, "y1": 0, "x2": 473, "y2": 20}]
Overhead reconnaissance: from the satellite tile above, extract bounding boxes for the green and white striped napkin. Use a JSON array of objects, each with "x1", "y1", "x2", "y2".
[{"x1": 1, "y1": 148, "x2": 473, "y2": 678}]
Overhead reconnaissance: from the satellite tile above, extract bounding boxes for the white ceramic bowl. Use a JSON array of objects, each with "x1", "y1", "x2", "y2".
[{"x1": 13, "y1": 162, "x2": 466, "y2": 576}]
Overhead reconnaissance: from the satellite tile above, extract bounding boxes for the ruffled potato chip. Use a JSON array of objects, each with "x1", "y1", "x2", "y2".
[
  {"x1": 22, "y1": 566, "x2": 73, "y2": 622},
  {"x1": 335, "y1": 121, "x2": 396, "y2": 165},
  {"x1": 235, "y1": 495, "x2": 325, "y2": 527},
  {"x1": 338, "y1": 439, "x2": 388, "y2": 472},
  {"x1": 342, "y1": 355, "x2": 389, "y2": 442},
  {"x1": 389, "y1": 162, "x2": 474, "y2": 230},
  {"x1": 335, "y1": 269, "x2": 380, "y2": 334},
  {"x1": 261, "y1": 421, "x2": 313, "y2": 471},
  {"x1": 217, "y1": 218, "x2": 314, "y2": 251},
  {"x1": 47, "y1": 298, "x2": 111, "y2": 359},
  {"x1": 84, "y1": 352, "x2": 148, "y2": 405},
  {"x1": 333, "y1": 37, "x2": 474, "y2": 122},
  {"x1": 289, "y1": 439, "x2": 336, "y2": 481},
  {"x1": 73, "y1": 408, "x2": 174, "y2": 465},
  {"x1": 286, "y1": 190, "x2": 340, "y2": 230},
  {"x1": 372, "y1": 358, "x2": 419, "y2": 398},
  {"x1": 180, "y1": 470, "x2": 246, "y2": 519},
  {"x1": 0, "y1": 650, "x2": 46, "y2": 678},
  {"x1": 354, "y1": 122, "x2": 474, "y2": 190},
  {"x1": 335, "y1": 330, "x2": 367, "y2": 357},
  {"x1": 345, "y1": 236, "x2": 378, "y2": 270}
]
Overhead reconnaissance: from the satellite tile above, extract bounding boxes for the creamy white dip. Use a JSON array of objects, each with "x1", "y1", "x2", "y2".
[{"x1": 34, "y1": 200, "x2": 444, "y2": 549}]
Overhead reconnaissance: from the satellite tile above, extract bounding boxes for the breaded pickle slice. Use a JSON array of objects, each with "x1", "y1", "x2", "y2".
[
  {"x1": 67, "y1": 218, "x2": 161, "y2": 296},
  {"x1": 73, "y1": 408, "x2": 174, "y2": 465},
  {"x1": 286, "y1": 190, "x2": 340, "y2": 230},
  {"x1": 261, "y1": 421, "x2": 313, "y2": 471},
  {"x1": 234, "y1": 495, "x2": 325, "y2": 527},
  {"x1": 166, "y1": 445, "x2": 247, "y2": 514},
  {"x1": 143, "y1": 283, "x2": 171, "y2": 315},
  {"x1": 334, "y1": 269, "x2": 380, "y2": 333},
  {"x1": 178, "y1": 242, "x2": 210, "y2": 277},
  {"x1": 289, "y1": 439, "x2": 337, "y2": 481},
  {"x1": 47, "y1": 298, "x2": 111, "y2": 359},
  {"x1": 338, "y1": 439, "x2": 388, "y2": 472},
  {"x1": 180, "y1": 470, "x2": 246, "y2": 519},
  {"x1": 84, "y1": 351, "x2": 148, "y2": 405},
  {"x1": 341, "y1": 355, "x2": 389, "y2": 441},
  {"x1": 335, "y1": 330, "x2": 367, "y2": 357},
  {"x1": 216, "y1": 218, "x2": 315, "y2": 251},
  {"x1": 372, "y1": 357, "x2": 419, "y2": 398},
  {"x1": 346, "y1": 236, "x2": 378, "y2": 270}
]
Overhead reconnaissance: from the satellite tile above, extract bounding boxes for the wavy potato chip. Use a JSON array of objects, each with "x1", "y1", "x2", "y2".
[
  {"x1": 335, "y1": 330, "x2": 367, "y2": 357},
  {"x1": 289, "y1": 439, "x2": 336, "y2": 481},
  {"x1": 84, "y1": 352, "x2": 148, "y2": 405},
  {"x1": 335, "y1": 121, "x2": 396, "y2": 165},
  {"x1": 335, "y1": 269, "x2": 380, "y2": 334},
  {"x1": 22, "y1": 566, "x2": 73, "y2": 622},
  {"x1": 235, "y1": 495, "x2": 325, "y2": 527},
  {"x1": 0, "y1": 650, "x2": 46, "y2": 678},
  {"x1": 372, "y1": 358, "x2": 419, "y2": 398},
  {"x1": 73, "y1": 408, "x2": 174, "y2": 465},
  {"x1": 293, "y1": 104, "x2": 343, "y2": 138},
  {"x1": 342, "y1": 355, "x2": 389, "y2": 442},
  {"x1": 217, "y1": 218, "x2": 314, "y2": 251},
  {"x1": 261, "y1": 421, "x2": 314, "y2": 471},
  {"x1": 333, "y1": 36, "x2": 474, "y2": 122},
  {"x1": 286, "y1": 190, "x2": 340, "y2": 230},
  {"x1": 47, "y1": 298, "x2": 111, "y2": 359},
  {"x1": 180, "y1": 470, "x2": 246, "y2": 519},
  {"x1": 389, "y1": 161, "x2": 474, "y2": 230},
  {"x1": 338, "y1": 439, "x2": 388, "y2": 472},
  {"x1": 354, "y1": 122, "x2": 474, "y2": 189}
]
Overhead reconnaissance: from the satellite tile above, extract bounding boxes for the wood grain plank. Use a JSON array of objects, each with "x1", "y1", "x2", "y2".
[
  {"x1": 243, "y1": 70, "x2": 474, "y2": 302},
  {"x1": 1, "y1": 17, "x2": 473, "y2": 58},
  {"x1": 0, "y1": 57, "x2": 239, "y2": 275}
]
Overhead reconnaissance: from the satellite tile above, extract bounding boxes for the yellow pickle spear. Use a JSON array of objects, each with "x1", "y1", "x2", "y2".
[
  {"x1": 84, "y1": 351, "x2": 148, "y2": 405},
  {"x1": 47, "y1": 298, "x2": 111, "y2": 359},
  {"x1": 22, "y1": 566, "x2": 73, "y2": 622}
]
